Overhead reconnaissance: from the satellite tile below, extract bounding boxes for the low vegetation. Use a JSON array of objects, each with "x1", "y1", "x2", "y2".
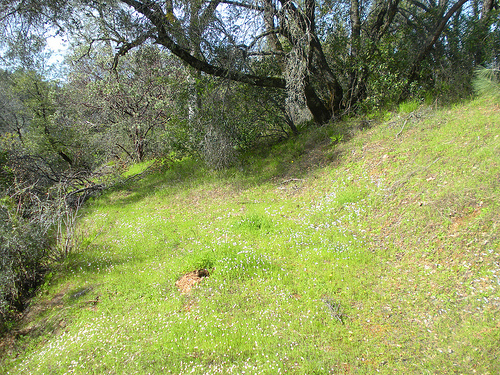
[{"x1": 1, "y1": 96, "x2": 499, "y2": 373}]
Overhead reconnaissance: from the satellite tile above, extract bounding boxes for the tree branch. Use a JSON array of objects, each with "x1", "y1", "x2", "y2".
[
  {"x1": 112, "y1": 31, "x2": 156, "y2": 71},
  {"x1": 401, "y1": 0, "x2": 470, "y2": 100},
  {"x1": 119, "y1": 0, "x2": 286, "y2": 89}
]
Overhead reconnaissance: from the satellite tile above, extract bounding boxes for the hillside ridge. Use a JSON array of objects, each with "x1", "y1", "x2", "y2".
[{"x1": 2, "y1": 98, "x2": 499, "y2": 374}]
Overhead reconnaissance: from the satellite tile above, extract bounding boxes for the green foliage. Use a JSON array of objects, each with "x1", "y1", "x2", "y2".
[
  {"x1": 0, "y1": 150, "x2": 14, "y2": 189},
  {"x1": 59, "y1": 45, "x2": 291, "y2": 170},
  {"x1": 473, "y1": 66, "x2": 500, "y2": 99},
  {"x1": 398, "y1": 99, "x2": 421, "y2": 114},
  {"x1": 62, "y1": 45, "x2": 183, "y2": 165},
  {"x1": 1, "y1": 1, "x2": 500, "y2": 368},
  {"x1": 330, "y1": 133, "x2": 344, "y2": 143},
  {"x1": 195, "y1": 78, "x2": 292, "y2": 169},
  {"x1": 190, "y1": 250, "x2": 217, "y2": 271},
  {"x1": 122, "y1": 160, "x2": 155, "y2": 178}
]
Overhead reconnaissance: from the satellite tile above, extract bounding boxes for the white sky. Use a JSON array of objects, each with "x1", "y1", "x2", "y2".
[{"x1": 46, "y1": 35, "x2": 69, "y2": 65}]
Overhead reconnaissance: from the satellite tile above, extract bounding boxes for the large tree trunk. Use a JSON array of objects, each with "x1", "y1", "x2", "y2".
[
  {"x1": 307, "y1": 48, "x2": 343, "y2": 122},
  {"x1": 346, "y1": 0, "x2": 363, "y2": 110},
  {"x1": 123, "y1": 0, "x2": 341, "y2": 123},
  {"x1": 280, "y1": 0, "x2": 343, "y2": 123},
  {"x1": 304, "y1": 83, "x2": 333, "y2": 124}
]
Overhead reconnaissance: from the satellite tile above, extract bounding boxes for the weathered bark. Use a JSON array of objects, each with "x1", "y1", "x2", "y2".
[
  {"x1": 350, "y1": 0, "x2": 361, "y2": 41},
  {"x1": 347, "y1": 0, "x2": 362, "y2": 110},
  {"x1": 155, "y1": 30, "x2": 287, "y2": 89},
  {"x1": 279, "y1": 0, "x2": 343, "y2": 122},
  {"x1": 366, "y1": 0, "x2": 401, "y2": 42},
  {"x1": 304, "y1": 83, "x2": 334, "y2": 124},
  {"x1": 309, "y1": 37, "x2": 344, "y2": 119},
  {"x1": 263, "y1": 0, "x2": 284, "y2": 68}
]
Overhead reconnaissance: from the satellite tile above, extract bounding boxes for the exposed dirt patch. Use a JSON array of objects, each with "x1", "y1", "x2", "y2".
[
  {"x1": 0, "y1": 288, "x2": 69, "y2": 360},
  {"x1": 449, "y1": 207, "x2": 482, "y2": 234},
  {"x1": 175, "y1": 269, "x2": 210, "y2": 294},
  {"x1": 0, "y1": 285, "x2": 101, "y2": 361}
]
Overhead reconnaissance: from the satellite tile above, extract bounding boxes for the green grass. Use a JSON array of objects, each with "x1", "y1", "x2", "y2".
[
  {"x1": 121, "y1": 159, "x2": 155, "y2": 178},
  {"x1": 1, "y1": 97, "x2": 499, "y2": 374},
  {"x1": 398, "y1": 98, "x2": 421, "y2": 113}
]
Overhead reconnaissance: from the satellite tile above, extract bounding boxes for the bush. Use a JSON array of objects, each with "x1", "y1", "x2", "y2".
[{"x1": 0, "y1": 203, "x2": 49, "y2": 327}]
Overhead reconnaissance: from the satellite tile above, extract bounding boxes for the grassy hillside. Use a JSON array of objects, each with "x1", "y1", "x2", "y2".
[{"x1": 1, "y1": 97, "x2": 499, "y2": 374}]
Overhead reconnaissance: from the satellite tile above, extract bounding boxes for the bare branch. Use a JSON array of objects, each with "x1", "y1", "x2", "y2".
[{"x1": 112, "y1": 30, "x2": 156, "y2": 71}]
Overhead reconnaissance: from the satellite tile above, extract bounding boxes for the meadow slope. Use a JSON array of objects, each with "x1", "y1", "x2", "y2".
[{"x1": 2, "y1": 98, "x2": 499, "y2": 374}]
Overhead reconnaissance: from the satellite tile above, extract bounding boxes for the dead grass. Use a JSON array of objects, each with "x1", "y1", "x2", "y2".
[{"x1": 175, "y1": 269, "x2": 210, "y2": 294}]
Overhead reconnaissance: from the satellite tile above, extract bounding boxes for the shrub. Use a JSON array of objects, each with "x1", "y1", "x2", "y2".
[
  {"x1": 0, "y1": 182, "x2": 83, "y2": 330},
  {"x1": 473, "y1": 66, "x2": 500, "y2": 99},
  {"x1": 0, "y1": 203, "x2": 49, "y2": 327}
]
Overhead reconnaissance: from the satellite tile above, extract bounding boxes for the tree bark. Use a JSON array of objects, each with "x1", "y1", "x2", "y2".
[
  {"x1": 347, "y1": 0, "x2": 362, "y2": 110},
  {"x1": 304, "y1": 83, "x2": 332, "y2": 124},
  {"x1": 263, "y1": 0, "x2": 284, "y2": 69},
  {"x1": 308, "y1": 37, "x2": 344, "y2": 120},
  {"x1": 120, "y1": 0, "x2": 286, "y2": 90}
]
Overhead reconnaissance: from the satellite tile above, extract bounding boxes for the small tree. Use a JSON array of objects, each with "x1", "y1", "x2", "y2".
[{"x1": 62, "y1": 45, "x2": 186, "y2": 163}]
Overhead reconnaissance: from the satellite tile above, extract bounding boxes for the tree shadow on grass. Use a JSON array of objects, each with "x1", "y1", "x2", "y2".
[
  {"x1": 0, "y1": 243, "x2": 135, "y2": 362},
  {"x1": 241, "y1": 119, "x2": 371, "y2": 183},
  {"x1": 59, "y1": 246, "x2": 131, "y2": 276}
]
